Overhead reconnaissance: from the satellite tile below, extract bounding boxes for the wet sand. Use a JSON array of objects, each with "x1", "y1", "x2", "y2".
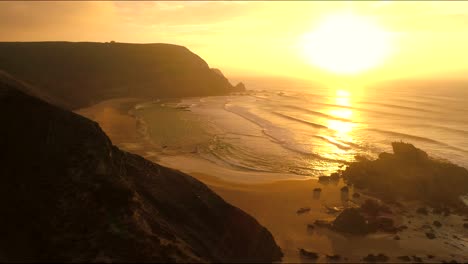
[{"x1": 77, "y1": 99, "x2": 468, "y2": 263}]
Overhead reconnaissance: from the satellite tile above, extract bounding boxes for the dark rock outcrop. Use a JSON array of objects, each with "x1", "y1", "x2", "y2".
[
  {"x1": 332, "y1": 208, "x2": 370, "y2": 235},
  {"x1": 0, "y1": 42, "x2": 244, "y2": 109},
  {"x1": 426, "y1": 232, "x2": 436, "y2": 239},
  {"x1": 0, "y1": 72, "x2": 281, "y2": 262},
  {"x1": 233, "y1": 82, "x2": 246, "y2": 92},
  {"x1": 331, "y1": 204, "x2": 397, "y2": 235},
  {"x1": 342, "y1": 142, "x2": 468, "y2": 207},
  {"x1": 299, "y1": 249, "x2": 318, "y2": 259}
]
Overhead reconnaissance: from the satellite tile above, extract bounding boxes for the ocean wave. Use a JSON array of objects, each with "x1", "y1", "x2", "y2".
[
  {"x1": 272, "y1": 111, "x2": 329, "y2": 129},
  {"x1": 280, "y1": 105, "x2": 351, "y2": 122},
  {"x1": 357, "y1": 101, "x2": 437, "y2": 113},
  {"x1": 365, "y1": 128, "x2": 468, "y2": 154}
]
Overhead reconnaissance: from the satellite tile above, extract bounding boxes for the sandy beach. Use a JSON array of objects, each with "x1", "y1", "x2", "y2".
[{"x1": 77, "y1": 99, "x2": 468, "y2": 263}]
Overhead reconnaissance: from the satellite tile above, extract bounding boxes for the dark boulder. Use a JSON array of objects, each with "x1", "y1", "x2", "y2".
[
  {"x1": 368, "y1": 217, "x2": 397, "y2": 233},
  {"x1": 361, "y1": 199, "x2": 392, "y2": 216},
  {"x1": 299, "y1": 249, "x2": 318, "y2": 259},
  {"x1": 332, "y1": 208, "x2": 369, "y2": 235},
  {"x1": 297, "y1": 207, "x2": 311, "y2": 214},
  {"x1": 426, "y1": 232, "x2": 436, "y2": 239}
]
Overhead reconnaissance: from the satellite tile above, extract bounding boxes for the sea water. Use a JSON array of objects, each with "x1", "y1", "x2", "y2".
[{"x1": 134, "y1": 80, "x2": 468, "y2": 178}]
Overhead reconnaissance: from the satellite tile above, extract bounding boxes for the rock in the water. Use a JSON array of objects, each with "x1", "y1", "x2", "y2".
[
  {"x1": 362, "y1": 253, "x2": 389, "y2": 262},
  {"x1": 433, "y1": 220, "x2": 442, "y2": 228},
  {"x1": 307, "y1": 224, "x2": 315, "y2": 229},
  {"x1": 463, "y1": 223, "x2": 468, "y2": 229},
  {"x1": 332, "y1": 208, "x2": 370, "y2": 234},
  {"x1": 233, "y1": 82, "x2": 246, "y2": 92},
  {"x1": 426, "y1": 232, "x2": 436, "y2": 239},
  {"x1": 394, "y1": 235, "x2": 401, "y2": 240},
  {"x1": 412, "y1": 256, "x2": 423, "y2": 262},
  {"x1": 299, "y1": 249, "x2": 318, "y2": 259}
]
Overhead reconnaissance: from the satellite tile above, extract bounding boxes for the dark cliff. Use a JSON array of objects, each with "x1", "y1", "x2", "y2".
[
  {"x1": 0, "y1": 42, "x2": 244, "y2": 109},
  {"x1": 0, "y1": 72, "x2": 281, "y2": 262}
]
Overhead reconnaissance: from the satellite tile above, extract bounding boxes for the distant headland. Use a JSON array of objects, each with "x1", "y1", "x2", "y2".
[{"x1": 0, "y1": 41, "x2": 245, "y2": 109}]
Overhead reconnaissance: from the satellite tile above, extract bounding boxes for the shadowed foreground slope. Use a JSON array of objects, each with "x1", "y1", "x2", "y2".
[
  {"x1": 0, "y1": 72, "x2": 281, "y2": 262},
  {"x1": 0, "y1": 42, "x2": 245, "y2": 109}
]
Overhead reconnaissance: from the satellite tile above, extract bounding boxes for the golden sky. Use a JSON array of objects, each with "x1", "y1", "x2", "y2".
[{"x1": 1, "y1": 1, "x2": 468, "y2": 83}]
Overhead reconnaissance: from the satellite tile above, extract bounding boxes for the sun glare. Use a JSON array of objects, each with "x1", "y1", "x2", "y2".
[{"x1": 302, "y1": 13, "x2": 392, "y2": 75}]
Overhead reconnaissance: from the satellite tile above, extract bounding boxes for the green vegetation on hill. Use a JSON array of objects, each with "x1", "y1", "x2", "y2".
[{"x1": 0, "y1": 42, "x2": 244, "y2": 109}]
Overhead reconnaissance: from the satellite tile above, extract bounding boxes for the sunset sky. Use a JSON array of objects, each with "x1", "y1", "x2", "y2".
[{"x1": 1, "y1": 1, "x2": 468, "y2": 83}]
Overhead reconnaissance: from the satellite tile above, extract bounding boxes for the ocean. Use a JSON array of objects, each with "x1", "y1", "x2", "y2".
[{"x1": 133, "y1": 79, "x2": 468, "y2": 179}]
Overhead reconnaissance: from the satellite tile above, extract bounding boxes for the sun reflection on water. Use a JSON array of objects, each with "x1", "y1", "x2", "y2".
[
  {"x1": 315, "y1": 88, "x2": 359, "y2": 168},
  {"x1": 327, "y1": 89, "x2": 356, "y2": 135}
]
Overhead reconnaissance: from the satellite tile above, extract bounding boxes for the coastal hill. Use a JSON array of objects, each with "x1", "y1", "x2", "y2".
[
  {"x1": 0, "y1": 71, "x2": 281, "y2": 262},
  {"x1": 0, "y1": 42, "x2": 244, "y2": 109}
]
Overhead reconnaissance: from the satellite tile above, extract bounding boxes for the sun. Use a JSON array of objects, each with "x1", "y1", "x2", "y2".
[{"x1": 302, "y1": 13, "x2": 392, "y2": 75}]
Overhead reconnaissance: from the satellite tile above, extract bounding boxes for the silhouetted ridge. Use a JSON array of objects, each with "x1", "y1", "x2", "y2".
[
  {"x1": 0, "y1": 72, "x2": 281, "y2": 262},
  {"x1": 0, "y1": 42, "x2": 244, "y2": 109}
]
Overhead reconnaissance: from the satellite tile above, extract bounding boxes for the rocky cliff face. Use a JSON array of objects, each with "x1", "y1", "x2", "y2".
[
  {"x1": 0, "y1": 42, "x2": 244, "y2": 109},
  {"x1": 0, "y1": 72, "x2": 280, "y2": 262}
]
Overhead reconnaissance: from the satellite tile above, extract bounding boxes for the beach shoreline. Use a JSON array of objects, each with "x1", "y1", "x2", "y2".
[{"x1": 77, "y1": 98, "x2": 468, "y2": 263}]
